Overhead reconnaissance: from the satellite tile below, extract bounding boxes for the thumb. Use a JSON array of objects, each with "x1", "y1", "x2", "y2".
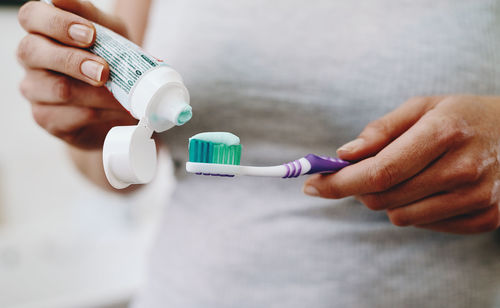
[
  {"x1": 337, "y1": 96, "x2": 442, "y2": 161},
  {"x1": 52, "y1": 0, "x2": 128, "y2": 37}
]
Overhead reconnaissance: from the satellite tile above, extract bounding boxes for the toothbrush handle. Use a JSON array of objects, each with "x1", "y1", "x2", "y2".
[
  {"x1": 279, "y1": 154, "x2": 350, "y2": 178},
  {"x1": 304, "y1": 154, "x2": 350, "y2": 174},
  {"x1": 186, "y1": 155, "x2": 350, "y2": 178},
  {"x1": 303, "y1": 154, "x2": 349, "y2": 174},
  {"x1": 244, "y1": 154, "x2": 350, "y2": 178}
]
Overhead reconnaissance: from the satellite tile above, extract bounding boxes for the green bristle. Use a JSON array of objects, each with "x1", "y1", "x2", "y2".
[{"x1": 189, "y1": 139, "x2": 241, "y2": 165}]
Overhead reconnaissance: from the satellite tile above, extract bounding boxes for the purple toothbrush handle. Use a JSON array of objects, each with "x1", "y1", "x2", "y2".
[{"x1": 304, "y1": 154, "x2": 350, "y2": 174}]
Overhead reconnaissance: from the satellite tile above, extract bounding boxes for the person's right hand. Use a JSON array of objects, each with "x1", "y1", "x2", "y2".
[{"x1": 17, "y1": 0, "x2": 137, "y2": 149}]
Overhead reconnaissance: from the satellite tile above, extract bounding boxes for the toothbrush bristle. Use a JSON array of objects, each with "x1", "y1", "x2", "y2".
[
  {"x1": 189, "y1": 139, "x2": 241, "y2": 165},
  {"x1": 188, "y1": 138, "x2": 241, "y2": 177}
]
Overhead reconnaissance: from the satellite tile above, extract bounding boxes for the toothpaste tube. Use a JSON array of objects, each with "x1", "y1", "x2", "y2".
[
  {"x1": 91, "y1": 23, "x2": 192, "y2": 132},
  {"x1": 41, "y1": 0, "x2": 192, "y2": 189}
]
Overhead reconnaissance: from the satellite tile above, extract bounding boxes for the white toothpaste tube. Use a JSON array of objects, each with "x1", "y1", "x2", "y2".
[{"x1": 41, "y1": 0, "x2": 192, "y2": 189}]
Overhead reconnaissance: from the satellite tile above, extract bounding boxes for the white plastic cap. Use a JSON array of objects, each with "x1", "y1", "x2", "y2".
[
  {"x1": 103, "y1": 66, "x2": 191, "y2": 189},
  {"x1": 103, "y1": 120, "x2": 157, "y2": 189}
]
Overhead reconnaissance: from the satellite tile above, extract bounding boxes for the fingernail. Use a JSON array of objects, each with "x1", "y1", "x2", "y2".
[
  {"x1": 68, "y1": 24, "x2": 94, "y2": 45},
  {"x1": 81, "y1": 60, "x2": 104, "y2": 81},
  {"x1": 303, "y1": 185, "x2": 320, "y2": 197},
  {"x1": 338, "y1": 138, "x2": 364, "y2": 153}
]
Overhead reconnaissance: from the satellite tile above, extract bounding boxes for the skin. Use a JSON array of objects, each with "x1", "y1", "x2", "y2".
[
  {"x1": 17, "y1": 2, "x2": 500, "y2": 234},
  {"x1": 304, "y1": 96, "x2": 500, "y2": 235},
  {"x1": 17, "y1": 0, "x2": 151, "y2": 191}
]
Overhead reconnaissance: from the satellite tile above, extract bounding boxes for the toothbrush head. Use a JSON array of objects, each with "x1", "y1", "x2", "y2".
[{"x1": 188, "y1": 132, "x2": 242, "y2": 177}]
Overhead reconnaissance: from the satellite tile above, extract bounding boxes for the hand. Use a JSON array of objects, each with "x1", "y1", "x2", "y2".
[
  {"x1": 304, "y1": 96, "x2": 500, "y2": 234},
  {"x1": 17, "y1": 0, "x2": 136, "y2": 149}
]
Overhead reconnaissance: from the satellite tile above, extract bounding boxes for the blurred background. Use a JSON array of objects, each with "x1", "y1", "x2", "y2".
[{"x1": 0, "y1": 1, "x2": 170, "y2": 307}]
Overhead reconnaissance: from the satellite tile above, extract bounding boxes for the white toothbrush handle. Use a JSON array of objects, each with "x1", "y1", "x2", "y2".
[{"x1": 185, "y1": 158, "x2": 312, "y2": 178}]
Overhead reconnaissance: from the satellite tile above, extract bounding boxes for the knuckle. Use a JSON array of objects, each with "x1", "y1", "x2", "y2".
[
  {"x1": 82, "y1": 107, "x2": 96, "y2": 121},
  {"x1": 75, "y1": 107, "x2": 95, "y2": 124},
  {"x1": 17, "y1": 35, "x2": 35, "y2": 62},
  {"x1": 323, "y1": 182, "x2": 342, "y2": 199},
  {"x1": 19, "y1": 78, "x2": 30, "y2": 99},
  {"x1": 48, "y1": 12, "x2": 70, "y2": 35},
  {"x1": 45, "y1": 114, "x2": 72, "y2": 136},
  {"x1": 472, "y1": 213, "x2": 498, "y2": 233},
  {"x1": 475, "y1": 198, "x2": 492, "y2": 210},
  {"x1": 453, "y1": 157, "x2": 481, "y2": 184},
  {"x1": 52, "y1": 77, "x2": 72, "y2": 101},
  {"x1": 470, "y1": 187, "x2": 494, "y2": 210},
  {"x1": 45, "y1": 125, "x2": 58, "y2": 136},
  {"x1": 310, "y1": 175, "x2": 343, "y2": 199},
  {"x1": 61, "y1": 133, "x2": 79, "y2": 147},
  {"x1": 363, "y1": 119, "x2": 392, "y2": 139},
  {"x1": 445, "y1": 95, "x2": 465, "y2": 104},
  {"x1": 435, "y1": 116, "x2": 470, "y2": 146},
  {"x1": 406, "y1": 96, "x2": 427, "y2": 106},
  {"x1": 18, "y1": 1, "x2": 36, "y2": 28},
  {"x1": 368, "y1": 162, "x2": 395, "y2": 191},
  {"x1": 361, "y1": 194, "x2": 387, "y2": 211},
  {"x1": 61, "y1": 51, "x2": 81, "y2": 73},
  {"x1": 387, "y1": 209, "x2": 411, "y2": 227},
  {"x1": 31, "y1": 105, "x2": 49, "y2": 129}
]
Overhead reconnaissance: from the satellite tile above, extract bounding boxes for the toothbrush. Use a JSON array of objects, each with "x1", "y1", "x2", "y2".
[{"x1": 185, "y1": 132, "x2": 350, "y2": 178}]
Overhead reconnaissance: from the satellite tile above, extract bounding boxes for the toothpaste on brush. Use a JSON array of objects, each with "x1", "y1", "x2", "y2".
[{"x1": 42, "y1": 0, "x2": 192, "y2": 189}]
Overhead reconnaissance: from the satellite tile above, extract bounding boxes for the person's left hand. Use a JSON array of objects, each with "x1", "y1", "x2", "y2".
[{"x1": 303, "y1": 95, "x2": 500, "y2": 234}]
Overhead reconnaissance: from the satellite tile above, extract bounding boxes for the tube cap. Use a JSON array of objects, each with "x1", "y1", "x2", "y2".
[
  {"x1": 103, "y1": 120, "x2": 157, "y2": 189},
  {"x1": 129, "y1": 66, "x2": 191, "y2": 132},
  {"x1": 146, "y1": 83, "x2": 192, "y2": 131}
]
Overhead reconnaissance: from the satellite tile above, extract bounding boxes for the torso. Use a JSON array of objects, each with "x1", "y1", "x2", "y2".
[{"x1": 134, "y1": 1, "x2": 500, "y2": 307}]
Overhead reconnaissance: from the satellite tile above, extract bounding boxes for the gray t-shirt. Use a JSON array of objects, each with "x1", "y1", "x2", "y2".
[{"x1": 134, "y1": 1, "x2": 500, "y2": 307}]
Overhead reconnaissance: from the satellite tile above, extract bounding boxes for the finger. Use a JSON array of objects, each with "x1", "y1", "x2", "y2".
[
  {"x1": 32, "y1": 103, "x2": 95, "y2": 135},
  {"x1": 359, "y1": 150, "x2": 483, "y2": 210},
  {"x1": 18, "y1": 1, "x2": 95, "y2": 47},
  {"x1": 17, "y1": 34, "x2": 108, "y2": 86},
  {"x1": 20, "y1": 69, "x2": 72, "y2": 103},
  {"x1": 21, "y1": 69, "x2": 122, "y2": 109},
  {"x1": 305, "y1": 112, "x2": 464, "y2": 199},
  {"x1": 52, "y1": 0, "x2": 128, "y2": 37},
  {"x1": 415, "y1": 206, "x2": 500, "y2": 234},
  {"x1": 31, "y1": 103, "x2": 133, "y2": 137},
  {"x1": 386, "y1": 183, "x2": 493, "y2": 226},
  {"x1": 62, "y1": 120, "x2": 137, "y2": 150},
  {"x1": 337, "y1": 96, "x2": 443, "y2": 161}
]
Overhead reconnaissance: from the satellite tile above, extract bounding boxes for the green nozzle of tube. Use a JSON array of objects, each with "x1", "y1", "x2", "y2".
[{"x1": 177, "y1": 105, "x2": 193, "y2": 125}]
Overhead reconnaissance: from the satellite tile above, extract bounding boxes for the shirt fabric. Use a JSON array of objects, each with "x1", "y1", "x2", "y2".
[{"x1": 133, "y1": 1, "x2": 500, "y2": 307}]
